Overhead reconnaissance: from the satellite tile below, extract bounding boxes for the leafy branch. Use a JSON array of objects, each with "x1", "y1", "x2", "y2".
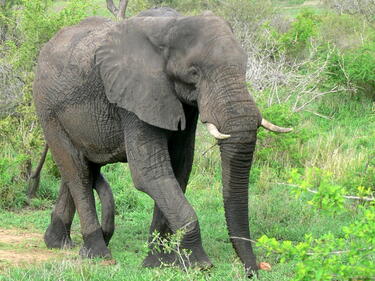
[{"x1": 276, "y1": 182, "x2": 375, "y2": 202}]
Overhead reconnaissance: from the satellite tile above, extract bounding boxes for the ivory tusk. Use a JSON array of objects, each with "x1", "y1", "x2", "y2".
[
  {"x1": 206, "y1": 123, "x2": 231, "y2": 139},
  {"x1": 261, "y1": 118, "x2": 293, "y2": 133}
]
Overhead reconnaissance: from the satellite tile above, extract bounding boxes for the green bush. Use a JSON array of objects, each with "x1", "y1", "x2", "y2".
[
  {"x1": 258, "y1": 168, "x2": 374, "y2": 280},
  {"x1": 276, "y1": 9, "x2": 321, "y2": 57},
  {"x1": 256, "y1": 104, "x2": 310, "y2": 170},
  {"x1": 0, "y1": 0, "x2": 98, "y2": 209},
  {"x1": 0, "y1": 155, "x2": 28, "y2": 209},
  {"x1": 258, "y1": 204, "x2": 375, "y2": 281},
  {"x1": 4, "y1": 0, "x2": 98, "y2": 71},
  {"x1": 326, "y1": 40, "x2": 375, "y2": 97},
  {"x1": 289, "y1": 168, "x2": 348, "y2": 213}
]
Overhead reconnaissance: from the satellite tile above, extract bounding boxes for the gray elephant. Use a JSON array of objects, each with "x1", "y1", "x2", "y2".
[
  {"x1": 38, "y1": 5, "x2": 182, "y2": 255},
  {"x1": 33, "y1": 4, "x2": 291, "y2": 276}
]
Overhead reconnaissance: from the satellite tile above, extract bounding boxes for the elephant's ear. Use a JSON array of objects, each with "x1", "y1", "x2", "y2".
[{"x1": 95, "y1": 18, "x2": 185, "y2": 131}]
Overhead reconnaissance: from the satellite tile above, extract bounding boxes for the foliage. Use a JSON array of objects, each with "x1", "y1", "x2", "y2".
[
  {"x1": 3, "y1": 0, "x2": 98, "y2": 71},
  {"x1": 258, "y1": 204, "x2": 375, "y2": 281},
  {"x1": 0, "y1": 154, "x2": 28, "y2": 209},
  {"x1": 288, "y1": 168, "x2": 374, "y2": 212},
  {"x1": 318, "y1": 13, "x2": 373, "y2": 50},
  {"x1": 256, "y1": 143, "x2": 374, "y2": 280},
  {"x1": 275, "y1": 9, "x2": 321, "y2": 57},
  {"x1": 256, "y1": 104, "x2": 310, "y2": 170},
  {"x1": 288, "y1": 168, "x2": 347, "y2": 213},
  {"x1": 146, "y1": 0, "x2": 215, "y2": 15},
  {"x1": 327, "y1": 41, "x2": 375, "y2": 97},
  {"x1": 147, "y1": 230, "x2": 194, "y2": 271},
  {"x1": 0, "y1": 0, "x2": 98, "y2": 206}
]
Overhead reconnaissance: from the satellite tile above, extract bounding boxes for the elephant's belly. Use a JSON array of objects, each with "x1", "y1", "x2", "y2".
[{"x1": 58, "y1": 102, "x2": 127, "y2": 164}]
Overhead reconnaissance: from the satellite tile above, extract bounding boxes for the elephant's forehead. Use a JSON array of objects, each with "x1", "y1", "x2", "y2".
[{"x1": 175, "y1": 16, "x2": 232, "y2": 38}]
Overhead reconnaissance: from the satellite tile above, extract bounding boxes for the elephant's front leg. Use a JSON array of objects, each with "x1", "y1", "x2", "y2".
[
  {"x1": 125, "y1": 116, "x2": 211, "y2": 269},
  {"x1": 143, "y1": 109, "x2": 199, "y2": 267}
]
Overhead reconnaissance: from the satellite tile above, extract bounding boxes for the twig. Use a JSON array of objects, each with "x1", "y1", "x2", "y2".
[
  {"x1": 230, "y1": 236, "x2": 257, "y2": 243},
  {"x1": 293, "y1": 86, "x2": 339, "y2": 112},
  {"x1": 306, "y1": 247, "x2": 374, "y2": 256},
  {"x1": 202, "y1": 142, "x2": 217, "y2": 156},
  {"x1": 231, "y1": 236, "x2": 373, "y2": 256},
  {"x1": 343, "y1": 195, "x2": 375, "y2": 201},
  {"x1": 305, "y1": 110, "x2": 333, "y2": 120},
  {"x1": 276, "y1": 182, "x2": 375, "y2": 202}
]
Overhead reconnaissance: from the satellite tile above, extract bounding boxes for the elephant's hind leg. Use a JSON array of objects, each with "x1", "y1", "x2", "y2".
[
  {"x1": 44, "y1": 180, "x2": 75, "y2": 249},
  {"x1": 92, "y1": 166, "x2": 115, "y2": 246},
  {"x1": 44, "y1": 167, "x2": 115, "y2": 248},
  {"x1": 43, "y1": 120, "x2": 110, "y2": 258}
]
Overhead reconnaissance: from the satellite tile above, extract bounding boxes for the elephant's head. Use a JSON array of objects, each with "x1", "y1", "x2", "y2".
[{"x1": 95, "y1": 13, "x2": 291, "y2": 273}]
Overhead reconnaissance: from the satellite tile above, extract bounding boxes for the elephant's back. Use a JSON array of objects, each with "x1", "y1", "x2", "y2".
[{"x1": 33, "y1": 16, "x2": 115, "y2": 113}]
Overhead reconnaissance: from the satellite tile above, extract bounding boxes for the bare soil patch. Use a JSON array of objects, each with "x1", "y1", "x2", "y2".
[
  {"x1": 0, "y1": 228, "x2": 73, "y2": 269},
  {"x1": 0, "y1": 228, "x2": 42, "y2": 246},
  {"x1": 0, "y1": 249, "x2": 60, "y2": 265}
]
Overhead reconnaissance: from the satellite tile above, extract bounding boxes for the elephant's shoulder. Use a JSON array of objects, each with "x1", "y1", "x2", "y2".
[
  {"x1": 68, "y1": 19, "x2": 115, "y2": 73},
  {"x1": 78, "y1": 16, "x2": 113, "y2": 27},
  {"x1": 38, "y1": 17, "x2": 114, "y2": 78}
]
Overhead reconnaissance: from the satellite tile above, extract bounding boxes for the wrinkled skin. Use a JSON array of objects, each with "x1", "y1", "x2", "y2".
[
  {"x1": 34, "y1": 8, "x2": 262, "y2": 276},
  {"x1": 42, "y1": 6, "x2": 181, "y2": 254}
]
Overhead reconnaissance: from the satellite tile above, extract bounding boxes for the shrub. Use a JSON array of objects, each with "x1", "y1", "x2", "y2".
[
  {"x1": 5, "y1": 0, "x2": 98, "y2": 71},
  {"x1": 0, "y1": 154, "x2": 28, "y2": 209},
  {"x1": 256, "y1": 104, "x2": 310, "y2": 171},
  {"x1": 277, "y1": 9, "x2": 321, "y2": 57},
  {"x1": 258, "y1": 204, "x2": 375, "y2": 281},
  {"x1": 0, "y1": 0, "x2": 98, "y2": 208},
  {"x1": 327, "y1": 40, "x2": 375, "y2": 97}
]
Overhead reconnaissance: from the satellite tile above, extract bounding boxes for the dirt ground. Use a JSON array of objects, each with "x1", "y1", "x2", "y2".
[{"x1": 0, "y1": 228, "x2": 72, "y2": 269}]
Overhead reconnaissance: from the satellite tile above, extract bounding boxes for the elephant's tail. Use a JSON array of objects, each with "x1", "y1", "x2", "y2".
[{"x1": 27, "y1": 143, "x2": 48, "y2": 200}]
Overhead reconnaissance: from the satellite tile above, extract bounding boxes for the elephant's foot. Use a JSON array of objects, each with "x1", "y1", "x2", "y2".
[
  {"x1": 142, "y1": 245, "x2": 213, "y2": 270},
  {"x1": 80, "y1": 229, "x2": 112, "y2": 259},
  {"x1": 44, "y1": 217, "x2": 74, "y2": 249}
]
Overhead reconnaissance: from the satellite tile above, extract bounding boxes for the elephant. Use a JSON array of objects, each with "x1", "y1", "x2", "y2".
[
  {"x1": 37, "y1": 6, "x2": 182, "y2": 253},
  {"x1": 32, "y1": 5, "x2": 292, "y2": 276}
]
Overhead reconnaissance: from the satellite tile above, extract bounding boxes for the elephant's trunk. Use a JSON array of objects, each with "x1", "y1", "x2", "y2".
[
  {"x1": 220, "y1": 141, "x2": 257, "y2": 274},
  {"x1": 198, "y1": 66, "x2": 260, "y2": 274}
]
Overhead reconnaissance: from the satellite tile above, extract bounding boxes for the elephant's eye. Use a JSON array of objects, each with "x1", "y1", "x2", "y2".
[
  {"x1": 188, "y1": 67, "x2": 200, "y2": 83},
  {"x1": 190, "y1": 68, "x2": 198, "y2": 76}
]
